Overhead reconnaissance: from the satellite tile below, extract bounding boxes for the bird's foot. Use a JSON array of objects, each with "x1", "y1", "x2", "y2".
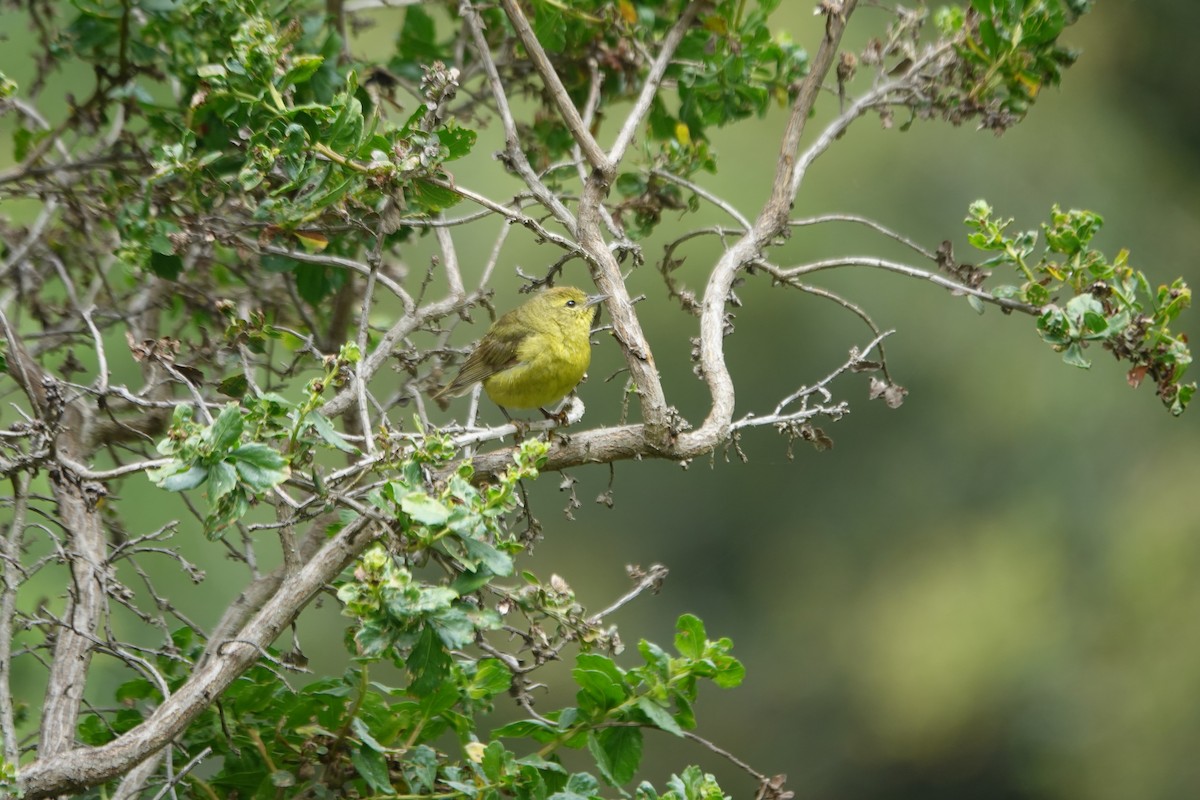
[
  {"x1": 499, "y1": 408, "x2": 531, "y2": 442},
  {"x1": 538, "y1": 406, "x2": 570, "y2": 427}
]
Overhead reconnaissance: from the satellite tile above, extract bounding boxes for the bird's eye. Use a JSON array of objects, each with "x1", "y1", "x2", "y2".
[{"x1": 565, "y1": 300, "x2": 577, "y2": 307}]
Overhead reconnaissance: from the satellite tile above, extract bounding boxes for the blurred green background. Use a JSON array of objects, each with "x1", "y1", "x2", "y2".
[{"x1": 3, "y1": 3, "x2": 1199, "y2": 798}]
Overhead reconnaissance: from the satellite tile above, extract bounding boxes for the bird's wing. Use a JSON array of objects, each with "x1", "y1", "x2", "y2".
[{"x1": 440, "y1": 324, "x2": 527, "y2": 396}]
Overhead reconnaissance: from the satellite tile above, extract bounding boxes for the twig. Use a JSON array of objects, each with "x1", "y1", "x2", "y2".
[
  {"x1": 764, "y1": 256, "x2": 1039, "y2": 314},
  {"x1": 588, "y1": 564, "x2": 669, "y2": 623},
  {"x1": 790, "y1": 213, "x2": 936, "y2": 260},
  {"x1": 652, "y1": 169, "x2": 753, "y2": 232},
  {"x1": 428, "y1": 178, "x2": 584, "y2": 257},
  {"x1": 147, "y1": 746, "x2": 211, "y2": 800},
  {"x1": 58, "y1": 456, "x2": 173, "y2": 481},
  {"x1": 790, "y1": 41, "x2": 952, "y2": 197}
]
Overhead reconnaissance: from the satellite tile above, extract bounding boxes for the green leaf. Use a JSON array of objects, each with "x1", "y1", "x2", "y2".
[
  {"x1": 492, "y1": 718, "x2": 557, "y2": 741},
  {"x1": 402, "y1": 745, "x2": 441, "y2": 793},
  {"x1": 207, "y1": 404, "x2": 244, "y2": 450},
  {"x1": 588, "y1": 726, "x2": 643, "y2": 786},
  {"x1": 218, "y1": 374, "x2": 250, "y2": 398},
  {"x1": 635, "y1": 696, "x2": 683, "y2": 737},
  {"x1": 294, "y1": 262, "x2": 337, "y2": 304},
  {"x1": 397, "y1": 6, "x2": 443, "y2": 65},
  {"x1": 350, "y1": 745, "x2": 392, "y2": 793},
  {"x1": 401, "y1": 491, "x2": 451, "y2": 526},
  {"x1": 431, "y1": 606, "x2": 477, "y2": 649},
  {"x1": 1062, "y1": 341, "x2": 1091, "y2": 369},
  {"x1": 115, "y1": 678, "x2": 155, "y2": 703},
  {"x1": 232, "y1": 444, "x2": 290, "y2": 490},
  {"x1": 409, "y1": 178, "x2": 461, "y2": 212},
  {"x1": 280, "y1": 54, "x2": 324, "y2": 89},
  {"x1": 530, "y1": 1, "x2": 566, "y2": 52},
  {"x1": 467, "y1": 658, "x2": 513, "y2": 700},
  {"x1": 305, "y1": 410, "x2": 358, "y2": 453},
  {"x1": 149, "y1": 251, "x2": 183, "y2": 279},
  {"x1": 207, "y1": 460, "x2": 238, "y2": 501},
  {"x1": 437, "y1": 122, "x2": 477, "y2": 161},
  {"x1": 710, "y1": 651, "x2": 746, "y2": 688},
  {"x1": 416, "y1": 681, "x2": 459, "y2": 718},
  {"x1": 573, "y1": 654, "x2": 628, "y2": 715},
  {"x1": 460, "y1": 537, "x2": 514, "y2": 577},
  {"x1": 674, "y1": 614, "x2": 706, "y2": 659},
  {"x1": 351, "y1": 716, "x2": 388, "y2": 752},
  {"x1": 158, "y1": 463, "x2": 209, "y2": 492},
  {"x1": 549, "y1": 771, "x2": 600, "y2": 800},
  {"x1": 407, "y1": 624, "x2": 451, "y2": 695}
]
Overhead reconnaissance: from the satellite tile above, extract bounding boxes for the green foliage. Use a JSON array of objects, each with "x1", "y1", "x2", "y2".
[
  {"x1": 148, "y1": 403, "x2": 291, "y2": 535},
  {"x1": 637, "y1": 766, "x2": 730, "y2": 800},
  {"x1": 0, "y1": 757, "x2": 18, "y2": 799},
  {"x1": 54, "y1": 0, "x2": 474, "y2": 305},
  {"x1": 148, "y1": 342, "x2": 368, "y2": 534},
  {"x1": 933, "y1": 0, "x2": 1091, "y2": 130},
  {"x1": 108, "y1": 434, "x2": 743, "y2": 798},
  {"x1": 493, "y1": 613, "x2": 744, "y2": 784},
  {"x1": 966, "y1": 200, "x2": 1194, "y2": 413},
  {"x1": 389, "y1": 0, "x2": 804, "y2": 241},
  {"x1": 0, "y1": 70, "x2": 16, "y2": 101},
  {"x1": 614, "y1": 133, "x2": 717, "y2": 240}
]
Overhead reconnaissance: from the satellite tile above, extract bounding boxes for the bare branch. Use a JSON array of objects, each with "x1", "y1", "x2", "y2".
[
  {"x1": 791, "y1": 42, "x2": 954, "y2": 197},
  {"x1": 765, "y1": 256, "x2": 1040, "y2": 314},
  {"x1": 653, "y1": 169, "x2": 753, "y2": 232},
  {"x1": 458, "y1": 0, "x2": 577, "y2": 229},
  {"x1": 496, "y1": 0, "x2": 609, "y2": 173},
  {"x1": 607, "y1": 1, "x2": 704, "y2": 166},
  {"x1": 762, "y1": 0, "x2": 861, "y2": 228},
  {"x1": 790, "y1": 213, "x2": 936, "y2": 260}
]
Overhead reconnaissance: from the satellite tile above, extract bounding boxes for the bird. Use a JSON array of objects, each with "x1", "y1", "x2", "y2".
[{"x1": 435, "y1": 286, "x2": 608, "y2": 418}]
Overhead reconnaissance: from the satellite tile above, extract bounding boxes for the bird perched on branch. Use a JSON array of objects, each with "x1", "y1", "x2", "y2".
[{"x1": 435, "y1": 286, "x2": 608, "y2": 418}]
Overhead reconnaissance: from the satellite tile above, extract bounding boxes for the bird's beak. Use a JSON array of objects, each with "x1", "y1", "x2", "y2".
[{"x1": 586, "y1": 293, "x2": 608, "y2": 325}]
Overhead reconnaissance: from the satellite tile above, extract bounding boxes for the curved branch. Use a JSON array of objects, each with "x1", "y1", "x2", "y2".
[
  {"x1": 790, "y1": 213, "x2": 936, "y2": 260},
  {"x1": 767, "y1": 256, "x2": 1040, "y2": 314}
]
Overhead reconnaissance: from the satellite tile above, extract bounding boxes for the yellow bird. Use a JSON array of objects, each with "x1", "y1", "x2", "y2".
[{"x1": 436, "y1": 286, "x2": 607, "y2": 414}]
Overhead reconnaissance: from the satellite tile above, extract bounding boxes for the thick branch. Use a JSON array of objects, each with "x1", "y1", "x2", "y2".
[
  {"x1": 570, "y1": 5, "x2": 708, "y2": 444},
  {"x1": 683, "y1": 0, "x2": 861, "y2": 449},
  {"x1": 762, "y1": 0, "x2": 859, "y2": 229},
  {"x1": 1, "y1": 309, "x2": 109, "y2": 760},
  {"x1": 496, "y1": 0, "x2": 609, "y2": 173},
  {"x1": 0, "y1": 474, "x2": 29, "y2": 765},
  {"x1": 37, "y1": 471, "x2": 108, "y2": 759}
]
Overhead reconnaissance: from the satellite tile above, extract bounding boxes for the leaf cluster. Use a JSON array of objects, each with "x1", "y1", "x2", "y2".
[
  {"x1": 148, "y1": 403, "x2": 292, "y2": 534},
  {"x1": 931, "y1": 0, "x2": 1091, "y2": 131},
  {"x1": 965, "y1": 201, "x2": 1194, "y2": 414}
]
